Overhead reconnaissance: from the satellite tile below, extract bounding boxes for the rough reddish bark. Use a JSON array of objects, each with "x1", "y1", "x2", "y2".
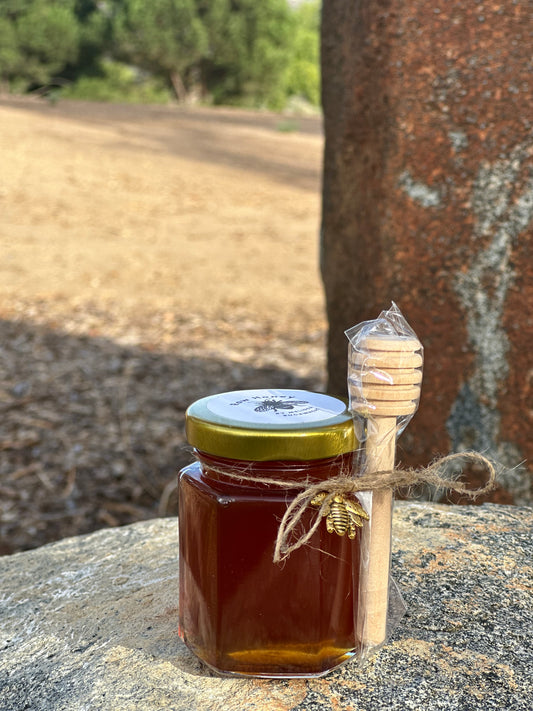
[{"x1": 321, "y1": 0, "x2": 532, "y2": 503}]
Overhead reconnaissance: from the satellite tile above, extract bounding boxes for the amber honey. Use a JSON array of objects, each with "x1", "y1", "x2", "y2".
[{"x1": 178, "y1": 389, "x2": 361, "y2": 678}]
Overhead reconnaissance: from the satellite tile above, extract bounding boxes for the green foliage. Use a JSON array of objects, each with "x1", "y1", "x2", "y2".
[
  {"x1": 61, "y1": 58, "x2": 172, "y2": 104},
  {"x1": 285, "y1": 0, "x2": 320, "y2": 106},
  {"x1": 0, "y1": 19, "x2": 19, "y2": 81},
  {"x1": 0, "y1": 1, "x2": 79, "y2": 89},
  {"x1": 71, "y1": 1, "x2": 113, "y2": 78},
  {"x1": 113, "y1": 0, "x2": 207, "y2": 100},
  {"x1": 201, "y1": 0, "x2": 294, "y2": 110},
  {"x1": 0, "y1": 0, "x2": 321, "y2": 111}
]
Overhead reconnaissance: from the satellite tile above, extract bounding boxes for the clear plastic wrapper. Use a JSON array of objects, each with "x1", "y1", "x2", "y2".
[
  {"x1": 345, "y1": 302, "x2": 424, "y2": 659},
  {"x1": 346, "y1": 301, "x2": 424, "y2": 440}
]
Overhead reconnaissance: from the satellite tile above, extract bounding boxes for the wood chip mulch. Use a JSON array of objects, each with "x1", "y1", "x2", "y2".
[{"x1": 0, "y1": 298, "x2": 326, "y2": 555}]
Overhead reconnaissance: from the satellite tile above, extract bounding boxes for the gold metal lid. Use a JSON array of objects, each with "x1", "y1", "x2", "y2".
[{"x1": 185, "y1": 389, "x2": 357, "y2": 461}]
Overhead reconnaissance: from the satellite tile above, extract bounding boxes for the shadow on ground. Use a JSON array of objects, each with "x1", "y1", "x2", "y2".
[
  {"x1": 0, "y1": 316, "x2": 319, "y2": 555},
  {"x1": 0, "y1": 97, "x2": 323, "y2": 193}
]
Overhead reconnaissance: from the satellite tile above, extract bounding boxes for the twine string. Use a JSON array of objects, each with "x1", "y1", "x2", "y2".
[{"x1": 194, "y1": 451, "x2": 497, "y2": 563}]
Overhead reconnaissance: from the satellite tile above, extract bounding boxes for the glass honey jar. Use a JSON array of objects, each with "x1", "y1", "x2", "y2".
[{"x1": 178, "y1": 389, "x2": 362, "y2": 678}]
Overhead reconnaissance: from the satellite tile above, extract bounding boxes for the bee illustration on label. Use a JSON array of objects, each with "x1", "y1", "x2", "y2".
[
  {"x1": 254, "y1": 398, "x2": 309, "y2": 413},
  {"x1": 311, "y1": 492, "x2": 369, "y2": 538}
]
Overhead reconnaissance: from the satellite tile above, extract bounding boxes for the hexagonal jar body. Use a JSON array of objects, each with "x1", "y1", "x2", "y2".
[{"x1": 178, "y1": 389, "x2": 362, "y2": 678}]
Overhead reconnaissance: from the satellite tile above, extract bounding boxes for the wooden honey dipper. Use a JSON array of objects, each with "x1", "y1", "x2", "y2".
[{"x1": 349, "y1": 333, "x2": 423, "y2": 648}]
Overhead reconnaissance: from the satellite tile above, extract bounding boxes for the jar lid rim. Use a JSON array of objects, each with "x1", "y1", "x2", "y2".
[{"x1": 185, "y1": 389, "x2": 357, "y2": 460}]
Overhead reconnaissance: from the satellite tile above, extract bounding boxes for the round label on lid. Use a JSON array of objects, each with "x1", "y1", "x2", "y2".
[{"x1": 205, "y1": 389, "x2": 346, "y2": 426}]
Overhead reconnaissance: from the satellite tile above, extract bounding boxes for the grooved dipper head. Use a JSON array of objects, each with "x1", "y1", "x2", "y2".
[{"x1": 348, "y1": 335, "x2": 423, "y2": 418}]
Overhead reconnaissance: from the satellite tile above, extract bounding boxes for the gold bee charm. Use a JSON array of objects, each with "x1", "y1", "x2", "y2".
[{"x1": 310, "y1": 492, "x2": 369, "y2": 539}]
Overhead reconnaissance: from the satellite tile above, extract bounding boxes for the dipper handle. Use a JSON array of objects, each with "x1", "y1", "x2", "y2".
[
  {"x1": 349, "y1": 333, "x2": 423, "y2": 649},
  {"x1": 357, "y1": 417, "x2": 395, "y2": 647}
]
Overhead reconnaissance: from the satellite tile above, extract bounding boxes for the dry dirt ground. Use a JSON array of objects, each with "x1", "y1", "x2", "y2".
[{"x1": 0, "y1": 97, "x2": 326, "y2": 554}]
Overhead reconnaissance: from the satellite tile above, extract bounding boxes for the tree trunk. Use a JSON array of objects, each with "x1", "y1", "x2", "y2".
[
  {"x1": 170, "y1": 70, "x2": 187, "y2": 103},
  {"x1": 320, "y1": 0, "x2": 533, "y2": 505}
]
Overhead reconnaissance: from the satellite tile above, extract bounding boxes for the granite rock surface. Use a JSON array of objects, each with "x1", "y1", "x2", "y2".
[{"x1": 0, "y1": 502, "x2": 531, "y2": 710}]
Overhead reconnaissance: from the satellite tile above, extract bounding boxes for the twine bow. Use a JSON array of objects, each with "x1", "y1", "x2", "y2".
[
  {"x1": 194, "y1": 451, "x2": 497, "y2": 563},
  {"x1": 273, "y1": 452, "x2": 496, "y2": 562}
]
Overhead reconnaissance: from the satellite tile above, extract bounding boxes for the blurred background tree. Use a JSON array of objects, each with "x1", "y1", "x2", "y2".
[
  {"x1": 285, "y1": 0, "x2": 320, "y2": 107},
  {"x1": 113, "y1": 0, "x2": 207, "y2": 102},
  {"x1": 0, "y1": 0, "x2": 80, "y2": 91},
  {"x1": 199, "y1": 0, "x2": 294, "y2": 109},
  {"x1": 68, "y1": 0, "x2": 111, "y2": 80},
  {"x1": 0, "y1": 0, "x2": 320, "y2": 111}
]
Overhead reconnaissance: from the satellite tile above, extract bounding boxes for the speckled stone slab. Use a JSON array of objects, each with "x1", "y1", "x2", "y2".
[{"x1": 1, "y1": 503, "x2": 531, "y2": 710}]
